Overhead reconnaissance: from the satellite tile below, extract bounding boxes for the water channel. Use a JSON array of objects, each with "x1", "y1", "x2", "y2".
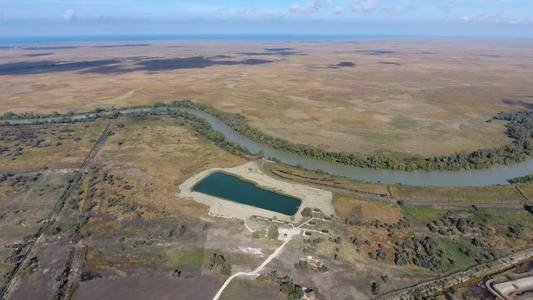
[{"x1": 188, "y1": 110, "x2": 533, "y2": 187}]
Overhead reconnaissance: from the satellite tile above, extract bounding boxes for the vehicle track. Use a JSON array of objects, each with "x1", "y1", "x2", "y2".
[
  {"x1": 0, "y1": 121, "x2": 112, "y2": 300},
  {"x1": 212, "y1": 218, "x2": 317, "y2": 300}
]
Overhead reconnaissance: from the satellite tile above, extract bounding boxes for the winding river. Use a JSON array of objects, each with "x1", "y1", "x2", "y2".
[
  {"x1": 187, "y1": 110, "x2": 533, "y2": 187},
  {"x1": 2, "y1": 107, "x2": 532, "y2": 187}
]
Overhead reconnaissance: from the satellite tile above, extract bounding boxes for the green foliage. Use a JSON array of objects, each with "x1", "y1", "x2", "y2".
[
  {"x1": 401, "y1": 205, "x2": 443, "y2": 226},
  {"x1": 260, "y1": 271, "x2": 306, "y2": 300},
  {"x1": 280, "y1": 281, "x2": 304, "y2": 300},
  {"x1": 371, "y1": 281, "x2": 380, "y2": 295},
  {"x1": 301, "y1": 207, "x2": 313, "y2": 218},
  {"x1": 508, "y1": 174, "x2": 533, "y2": 184},
  {"x1": 208, "y1": 252, "x2": 232, "y2": 275},
  {"x1": 166, "y1": 108, "x2": 249, "y2": 155},
  {"x1": 4, "y1": 101, "x2": 531, "y2": 171},
  {"x1": 294, "y1": 260, "x2": 308, "y2": 270},
  {"x1": 394, "y1": 236, "x2": 451, "y2": 271},
  {"x1": 268, "y1": 225, "x2": 279, "y2": 240},
  {"x1": 174, "y1": 101, "x2": 533, "y2": 171},
  {"x1": 369, "y1": 243, "x2": 387, "y2": 261}
]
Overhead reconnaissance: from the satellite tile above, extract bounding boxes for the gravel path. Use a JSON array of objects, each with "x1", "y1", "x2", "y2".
[{"x1": 212, "y1": 218, "x2": 317, "y2": 300}]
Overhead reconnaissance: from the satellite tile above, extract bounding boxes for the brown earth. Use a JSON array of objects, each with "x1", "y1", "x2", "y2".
[
  {"x1": 2, "y1": 39, "x2": 532, "y2": 157},
  {"x1": 74, "y1": 275, "x2": 220, "y2": 300}
]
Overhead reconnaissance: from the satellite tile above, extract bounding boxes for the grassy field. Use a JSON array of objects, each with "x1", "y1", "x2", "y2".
[
  {"x1": 0, "y1": 172, "x2": 72, "y2": 293},
  {"x1": 1, "y1": 112, "x2": 531, "y2": 299},
  {"x1": 265, "y1": 161, "x2": 531, "y2": 206},
  {"x1": 68, "y1": 115, "x2": 280, "y2": 299},
  {"x1": 0, "y1": 40, "x2": 531, "y2": 298},
  {"x1": 264, "y1": 162, "x2": 389, "y2": 195},
  {"x1": 438, "y1": 238, "x2": 478, "y2": 273},
  {"x1": 400, "y1": 205, "x2": 444, "y2": 226},
  {"x1": 516, "y1": 183, "x2": 533, "y2": 201},
  {"x1": 219, "y1": 278, "x2": 284, "y2": 300},
  {"x1": 327, "y1": 194, "x2": 533, "y2": 279},
  {"x1": 0, "y1": 115, "x2": 276, "y2": 299},
  {"x1": 2, "y1": 40, "x2": 532, "y2": 158},
  {"x1": 95, "y1": 115, "x2": 246, "y2": 218},
  {"x1": 333, "y1": 194, "x2": 402, "y2": 223},
  {"x1": 0, "y1": 120, "x2": 108, "y2": 172},
  {"x1": 389, "y1": 184, "x2": 526, "y2": 206}
]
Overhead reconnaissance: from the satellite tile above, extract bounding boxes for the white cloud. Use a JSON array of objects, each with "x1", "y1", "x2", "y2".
[
  {"x1": 460, "y1": 13, "x2": 530, "y2": 24},
  {"x1": 63, "y1": 9, "x2": 75, "y2": 21},
  {"x1": 290, "y1": 4, "x2": 302, "y2": 12},
  {"x1": 289, "y1": 0, "x2": 333, "y2": 14},
  {"x1": 334, "y1": 6, "x2": 344, "y2": 14},
  {"x1": 352, "y1": 0, "x2": 377, "y2": 13}
]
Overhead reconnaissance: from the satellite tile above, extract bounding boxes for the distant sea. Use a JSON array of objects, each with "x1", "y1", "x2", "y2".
[{"x1": 0, "y1": 34, "x2": 401, "y2": 46}]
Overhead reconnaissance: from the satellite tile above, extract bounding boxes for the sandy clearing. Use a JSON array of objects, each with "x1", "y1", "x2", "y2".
[
  {"x1": 238, "y1": 246, "x2": 264, "y2": 256},
  {"x1": 212, "y1": 218, "x2": 317, "y2": 300},
  {"x1": 177, "y1": 161, "x2": 334, "y2": 222}
]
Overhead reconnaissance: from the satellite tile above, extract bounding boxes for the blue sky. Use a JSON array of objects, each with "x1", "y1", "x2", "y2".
[{"x1": 0, "y1": 0, "x2": 532, "y2": 36}]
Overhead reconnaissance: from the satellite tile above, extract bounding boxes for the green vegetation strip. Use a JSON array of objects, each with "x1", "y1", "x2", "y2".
[
  {"x1": 508, "y1": 174, "x2": 533, "y2": 184},
  {"x1": 2, "y1": 101, "x2": 532, "y2": 171}
]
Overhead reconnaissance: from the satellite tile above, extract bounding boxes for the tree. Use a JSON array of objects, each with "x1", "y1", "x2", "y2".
[
  {"x1": 301, "y1": 207, "x2": 313, "y2": 218},
  {"x1": 371, "y1": 282, "x2": 380, "y2": 295},
  {"x1": 268, "y1": 225, "x2": 279, "y2": 240}
]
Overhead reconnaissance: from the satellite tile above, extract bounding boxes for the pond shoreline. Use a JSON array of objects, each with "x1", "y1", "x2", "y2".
[{"x1": 177, "y1": 161, "x2": 334, "y2": 222}]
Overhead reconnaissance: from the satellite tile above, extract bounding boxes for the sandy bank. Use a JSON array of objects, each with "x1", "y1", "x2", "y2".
[{"x1": 177, "y1": 161, "x2": 333, "y2": 222}]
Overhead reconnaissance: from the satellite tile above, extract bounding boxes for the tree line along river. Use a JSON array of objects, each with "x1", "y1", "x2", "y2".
[{"x1": 1, "y1": 102, "x2": 532, "y2": 187}]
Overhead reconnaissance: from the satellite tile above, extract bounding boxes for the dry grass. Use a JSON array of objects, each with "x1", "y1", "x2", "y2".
[
  {"x1": 0, "y1": 121, "x2": 108, "y2": 172},
  {"x1": 264, "y1": 162, "x2": 389, "y2": 195},
  {"x1": 220, "y1": 278, "x2": 284, "y2": 300},
  {"x1": 1, "y1": 40, "x2": 531, "y2": 157},
  {"x1": 389, "y1": 184, "x2": 525, "y2": 205},
  {"x1": 95, "y1": 115, "x2": 245, "y2": 217},
  {"x1": 0, "y1": 172, "x2": 69, "y2": 242},
  {"x1": 266, "y1": 162, "x2": 527, "y2": 206},
  {"x1": 516, "y1": 183, "x2": 533, "y2": 203},
  {"x1": 0, "y1": 172, "x2": 71, "y2": 291},
  {"x1": 333, "y1": 194, "x2": 402, "y2": 223}
]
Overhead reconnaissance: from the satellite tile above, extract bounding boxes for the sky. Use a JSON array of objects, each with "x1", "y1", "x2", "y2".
[{"x1": 0, "y1": 0, "x2": 532, "y2": 37}]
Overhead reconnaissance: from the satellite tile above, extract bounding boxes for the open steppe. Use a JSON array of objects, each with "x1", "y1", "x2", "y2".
[
  {"x1": 0, "y1": 111, "x2": 531, "y2": 299},
  {"x1": 1, "y1": 38, "x2": 532, "y2": 300},
  {"x1": 1, "y1": 39, "x2": 533, "y2": 158}
]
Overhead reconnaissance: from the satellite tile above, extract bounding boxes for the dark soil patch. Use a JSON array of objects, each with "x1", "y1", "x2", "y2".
[
  {"x1": 355, "y1": 50, "x2": 396, "y2": 56},
  {"x1": 379, "y1": 61, "x2": 401, "y2": 66},
  {"x1": 502, "y1": 98, "x2": 533, "y2": 110},
  {"x1": 329, "y1": 61, "x2": 356, "y2": 68},
  {"x1": 93, "y1": 44, "x2": 151, "y2": 48},
  {"x1": 11, "y1": 242, "x2": 71, "y2": 300},
  {"x1": 461, "y1": 284, "x2": 496, "y2": 300},
  {"x1": 240, "y1": 49, "x2": 301, "y2": 56},
  {"x1": 83, "y1": 56, "x2": 273, "y2": 74},
  {"x1": 135, "y1": 57, "x2": 272, "y2": 70},
  {"x1": 265, "y1": 48, "x2": 294, "y2": 52},
  {"x1": 24, "y1": 52, "x2": 54, "y2": 57},
  {"x1": 73, "y1": 275, "x2": 220, "y2": 300},
  {"x1": 23, "y1": 46, "x2": 79, "y2": 50},
  {"x1": 0, "y1": 59, "x2": 121, "y2": 75},
  {"x1": 0, "y1": 54, "x2": 273, "y2": 75}
]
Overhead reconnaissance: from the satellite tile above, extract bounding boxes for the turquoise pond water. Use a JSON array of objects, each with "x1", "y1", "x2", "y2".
[{"x1": 192, "y1": 172, "x2": 302, "y2": 216}]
